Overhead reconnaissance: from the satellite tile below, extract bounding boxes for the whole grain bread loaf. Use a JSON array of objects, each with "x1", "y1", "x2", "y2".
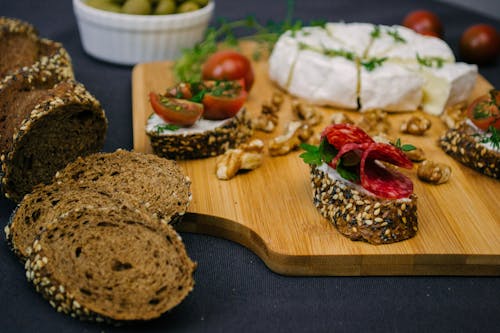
[
  {"x1": 6, "y1": 184, "x2": 144, "y2": 261},
  {"x1": 24, "y1": 205, "x2": 196, "y2": 322},
  {"x1": 0, "y1": 74, "x2": 107, "y2": 202},
  {"x1": 52, "y1": 149, "x2": 192, "y2": 223},
  {"x1": 310, "y1": 165, "x2": 418, "y2": 244}
]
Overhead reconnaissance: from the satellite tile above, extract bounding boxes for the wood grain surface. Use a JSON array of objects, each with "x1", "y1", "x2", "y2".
[{"x1": 132, "y1": 44, "x2": 500, "y2": 276}]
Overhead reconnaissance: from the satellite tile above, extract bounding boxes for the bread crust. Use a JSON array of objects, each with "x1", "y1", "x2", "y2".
[
  {"x1": 147, "y1": 108, "x2": 253, "y2": 159},
  {"x1": 24, "y1": 205, "x2": 196, "y2": 322},
  {"x1": 440, "y1": 122, "x2": 500, "y2": 179},
  {"x1": 310, "y1": 165, "x2": 418, "y2": 244}
]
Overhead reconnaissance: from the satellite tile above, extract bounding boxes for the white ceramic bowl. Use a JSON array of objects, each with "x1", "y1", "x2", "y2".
[{"x1": 73, "y1": 0, "x2": 214, "y2": 65}]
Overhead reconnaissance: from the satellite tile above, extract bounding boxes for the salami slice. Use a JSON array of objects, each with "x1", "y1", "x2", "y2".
[
  {"x1": 330, "y1": 142, "x2": 370, "y2": 169},
  {"x1": 360, "y1": 143, "x2": 413, "y2": 199},
  {"x1": 321, "y1": 124, "x2": 374, "y2": 150}
]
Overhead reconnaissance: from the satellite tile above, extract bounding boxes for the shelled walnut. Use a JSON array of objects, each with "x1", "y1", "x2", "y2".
[
  {"x1": 330, "y1": 112, "x2": 354, "y2": 125},
  {"x1": 400, "y1": 115, "x2": 432, "y2": 135},
  {"x1": 253, "y1": 102, "x2": 279, "y2": 132},
  {"x1": 291, "y1": 99, "x2": 323, "y2": 126},
  {"x1": 253, "y1": 92, "x2": 283, "y2": 133},
  {"x1": 417, "y1": 160, "x2": 451, "y2": 184},
  {"x1": 441, "y1": 102, "x2": 467, "y2": 129},
  {"x1": 216, "y1": 139, "x2": 264, "y2": 180},
  {"x1": 269, "y1": 121, "x2": 313, "y2": 156},
  {"x1": 357, "y1": 109, "x2": 390, "y2": 135},
  {"x1": 404, "y1": 147, "x2": 426, "y2": 162}
]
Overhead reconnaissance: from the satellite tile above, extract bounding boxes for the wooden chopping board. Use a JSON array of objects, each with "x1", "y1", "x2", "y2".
[{"x1": 132, "y1": 44, "x2": 500, "y2": 276}]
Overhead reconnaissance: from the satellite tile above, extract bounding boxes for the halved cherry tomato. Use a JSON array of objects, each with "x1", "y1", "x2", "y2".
[
  {"x1": 402, "y1": 10, "x2": 443, "y2": 38},
  {"x1": 149, "y1": 92, "x2": 203, "y2": 126},
  {"x1": 460, "y1": 24, "x2": 500, "y2": 65},
  {"x1": 201, "y1": 80, "x2": 248, "y2": 120},
  {"x1": 202, "y1": 50, "x2": 255, "y2": 91},
  {"x1": 165, "y1": 82, "x2": 193, "y2": 99},
  {"x1": 466, "y1": 89, "x2": 500, "y2": 131}
]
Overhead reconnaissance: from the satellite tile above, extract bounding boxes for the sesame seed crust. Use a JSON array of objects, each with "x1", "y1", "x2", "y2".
[
  {"x1": 147, "y1": 108, "x2": 253, "y2": 160},
  {"x1": 310, "y1": 165, "x2": 418, "y2": 245},
  {"x1": 440, "y1": 122, "x2": 499, "y2": 179},
  {"x1": 24, "y1": 206, "x2": 196, "y2": 323}
]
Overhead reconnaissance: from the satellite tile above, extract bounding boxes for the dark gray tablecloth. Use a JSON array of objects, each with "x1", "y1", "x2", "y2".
[{"x1": 1, "y1": 0, "x2": 499, "y2": 332}]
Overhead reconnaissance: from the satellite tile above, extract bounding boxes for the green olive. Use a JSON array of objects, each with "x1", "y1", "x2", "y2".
[
  {"x1": 122, "y1": 0, "x2": 152, "y2": 14},
  {"x1": 154, "y1": 0, "x2": 176, "y2": 15},
  {"x1": 192, "y1": 0, "x2": 209, "y2": 7},
  {"x1": 177, "y1": 1, "x2": 199, "y2": 13},
  {"x1": 86, "y1": 0, "x2": 122, "y2": 12}
]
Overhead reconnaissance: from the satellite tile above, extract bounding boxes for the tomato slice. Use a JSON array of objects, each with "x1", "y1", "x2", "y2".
[
  {"x1": 201, "y1": 81, "x2": 248, "y2": 120},
  {"x1": 165, "y1": 82, "x2": 193, "y2": 99},
  {"x1": 466, "y1": 89, "x2": 500, "y2": 131},
  {"x1": 149, "y1": 92, "x2": 203, "y2": 126}
]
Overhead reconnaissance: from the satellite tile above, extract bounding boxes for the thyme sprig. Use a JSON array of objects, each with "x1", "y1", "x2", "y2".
[
  {"x1": 480, "y1": 126, "x2": 500, "y2": 150},
  {"x1": 416, "y1": 54, "x2": 445, "y2": 68},
  {"x1": 361, "y1": 57, "x2": 388, "y2": 71},
  {"x1": 174, "y1": 0, "x2": 320, "y2": 82}
]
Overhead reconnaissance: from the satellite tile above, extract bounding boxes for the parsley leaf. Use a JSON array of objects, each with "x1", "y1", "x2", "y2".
[
  {"x1": 336, "y1": 159, "x2": 359, "y2": 182},
  {"x1": 299, "y1": 139, "x2": 337, "y2": 165},
  {"x1": 393, "y1": 138, "x2": 416, "y2": 152}
]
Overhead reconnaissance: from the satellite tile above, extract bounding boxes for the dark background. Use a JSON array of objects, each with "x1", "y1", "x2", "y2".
[{"x1": 1, "y1": 0, "x2": 499, "y2": 332}]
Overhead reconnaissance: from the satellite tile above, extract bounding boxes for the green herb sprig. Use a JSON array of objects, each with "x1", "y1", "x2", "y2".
[
  {"x1": 386, "y1": 28, "x2": 406, "y2": 43},
  {"x1": 361, "y1": 57, "x2": 388, "y2": 71},
  {"x1": 480, "y1": 126, "x2": 500, "y2": 150},
  {"x1": 416, "y1": 54, "x2": 445, "y2": 68},
  {"x1": 393, "y1": 138, "x2": 416, "y2": 152},
  {"x1": 156, "y1": 124, "x2": 181, "y2": 133},
  {"x1": 174, "y1": 0, "x2": 318, "y2": 82}
]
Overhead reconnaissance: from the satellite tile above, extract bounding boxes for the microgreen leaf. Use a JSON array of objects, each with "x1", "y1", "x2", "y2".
[
  {"x1": 156, "y1": 124, "x2": 180, "y2": 133},
  {"x1": 392, "y1": 138, "x2": 416, "y2": 152},
  {"x1": 361, "y1": 57, "x2": 387, "y2": 71}
]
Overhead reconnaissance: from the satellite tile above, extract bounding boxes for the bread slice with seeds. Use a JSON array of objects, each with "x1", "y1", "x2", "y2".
[
  {"x1": 25, "y1": 205, "x2": 196, "y2": 322},
  {"x1": 440, "y1": 121, "x2": 499, "y2": 179},
  {"x1": 146, "y1": 108, "x2": 253, "y2": 159},
  {"x1": 6, "y1": 184, "x2": 145, "y2": 261},
  {"x1": 52, "y1": 149, "x2": 192, "y2": 222},
  {"x1": 0, "y1": 74, "x2": 107, "y2": 202},
  {"x1": 310, "y1": 164, "x2": 418, "y2": 244}
]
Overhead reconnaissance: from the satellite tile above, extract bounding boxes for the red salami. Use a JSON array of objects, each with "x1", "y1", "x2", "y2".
[
  {"x1": 360, "y1": 143, "x2": 413, "y2": 199},
  {"x1": 321, "y1": 124, "x2": 373, "y2": 150},
  {"x1": 330, "y1": 142, "x2": 371, "y2": 169}
]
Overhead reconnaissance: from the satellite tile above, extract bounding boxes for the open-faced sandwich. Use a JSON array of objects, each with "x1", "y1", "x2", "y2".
[
  {"x1": 440, "y1": 89, "x2": 500, "y2": 179},
  {"x1": 301, "y1": 124, "x2": 417, "y2": 244},
  {"x1": 146, "y1": 80, "x2": 252, "y2": 160}
]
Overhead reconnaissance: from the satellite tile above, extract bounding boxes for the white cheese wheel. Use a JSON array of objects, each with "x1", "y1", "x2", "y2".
[{"x1": 267, "y1": 22, "x2": 475, "y2": 115}]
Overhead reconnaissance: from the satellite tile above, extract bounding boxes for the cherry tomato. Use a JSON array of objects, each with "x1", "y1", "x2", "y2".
[
  {"x1": 402, "y1": 10, "x2": 443, "y2": 38},
  {"x1": 202, "y1": 50, "x2": 255, "y2": 91},
  {"x1": 149, "y1": 92, "x2": 203, "y2": 126},
  {"x1": 165, "y1": 82, "x2": 193, "y2": 99},
  {"x1": 466, "y1": 89, "x2": 500, "y2": 131},
  {"x1": 460, "y1": 24, "x2": 500, "y2": 65},
  {"x1": 201, "y1": 80, "x2": 248, "y2": 120}
]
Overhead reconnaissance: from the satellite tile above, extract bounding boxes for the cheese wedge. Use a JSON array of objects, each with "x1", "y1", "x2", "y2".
[
  {"x1": 268, "y1": 34, "x2": 300, "y2": 89},
  {"x1": 325, "y1": 22, "x2": 374, "y2": 57},
  {"x1": 360, "y1": 61, "x2": 423, "y2": 112},
  {"x1": 418, "y1": 62, "x2": 478, "y2": 115}
]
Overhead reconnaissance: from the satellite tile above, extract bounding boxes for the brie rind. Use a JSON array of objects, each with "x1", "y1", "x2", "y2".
[
  {"x1": 310, "y1": 56, "x2": 358, "y2": 109},
  {"x1": 268, "y1": 35, "x2": 300, "y2": 89},
  {"x1": 360, "y1": 62, "x2": 423, "y2": 112},
  {"x1": 418, "y1": 62, "x2": 478, "y2": 115},
  {"x1": 287, "y1": 49, "x2": 326, "y2": 100},
  {"x1": 325, "y1": 22, "x2": 374, "y2": 57},
  {"x1": 366, "y1": 25, "x2": 417, "y2": 58}
]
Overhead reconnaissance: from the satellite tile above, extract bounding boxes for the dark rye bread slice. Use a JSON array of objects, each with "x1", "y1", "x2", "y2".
[
  {"x1": 0, "y1": 18, "x2": 73, "y2": 81},
  {"x1": 6, "y1": 184, "x2": 146, "y2": 261},
  {"x1": 440, "y1": 121, "x2": 499, "y2": 179},
  {"x1": 147, "y1": 108, "x2": 253, "y2": 159},
  {"x1": 310, "y1": 165, "x2": 418, "y2": 244},
  {"x1": 52, "y1": 149, "x2": 192, "y2": 223},
  {"x1": 0, "y1": 17, "x2": 39, "y2": 78},
  {"x1": 24, "y1": 205, "x2": 196, "y2": 322},
  {"x1": 0, "y1": 77, "x2": 107, "y2": 202}
]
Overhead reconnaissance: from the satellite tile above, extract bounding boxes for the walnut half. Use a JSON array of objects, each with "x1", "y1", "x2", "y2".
[
  {"x1": 269, "y1": 121, "x2": 313, "y2": 156},
  {"x1": 216, "y1": 139, "x2": 264, "y2": 180},
  {"x1": 400, "y1": 116, "x2": 432, "y2": 135},
  {"x1": 417, "y1": 160, "x2": 451, "y2": 184}
]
